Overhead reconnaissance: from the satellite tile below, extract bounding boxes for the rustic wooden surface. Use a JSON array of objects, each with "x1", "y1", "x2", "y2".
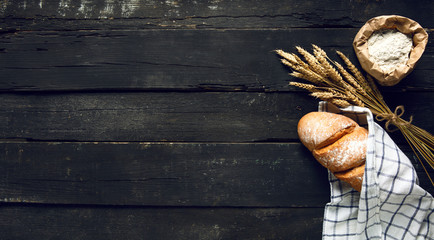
[{"x1": 0, "y1": 0, "x2": 433, "y2": 239}]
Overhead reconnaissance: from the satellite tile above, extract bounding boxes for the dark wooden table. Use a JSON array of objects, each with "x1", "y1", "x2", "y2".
[{"x1": 0, "y1": 0, "x2": 433, "y2": 239}]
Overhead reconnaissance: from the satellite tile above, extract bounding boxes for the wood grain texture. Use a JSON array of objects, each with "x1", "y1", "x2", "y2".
[
  {"x1": 0, "y1": 141, "x2": 330, "y2": 206},
  {"x1": 1, "y1": 0, "x2": 433, "y2": 29},
  {"x1": 0, "y1": 205, "x2": 324, "y2": 239},
  {"x1": 1, "y1": 142, "x2": 432, "y2": 207},
  {"x1": 0, "y1": 92, "x2": 314, "y2": 142},
  {"x1": 0, "y1": 92, "x2": 432, "y2": 142},
  {"x1": 1, "y1": 1, "x2": 433, "y2": 239},
  {"x1": 0, "y1": 29, "x2": 432, "y2": 92}
]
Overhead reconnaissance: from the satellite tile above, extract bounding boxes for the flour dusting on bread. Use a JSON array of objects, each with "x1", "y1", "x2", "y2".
[
  {"x1": 297, "y1": 112, "x2": 357, "y2": 151},
  {"x1": 297, "y1": 112, "x2": 368, "y2": 192}
]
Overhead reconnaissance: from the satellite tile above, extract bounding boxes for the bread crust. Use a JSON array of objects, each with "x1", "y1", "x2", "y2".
[
  {"x1": 334, "y1": 163, "x2": 365, "y2": 192},
  {"x1": 297, "y1": 112, "x2": 368, "y2": 191},
  {"x1": 297, "y1": 112, "x2": 358, "y2": 151},
  {"x1": 313, "y1": 126, "x2": 367, "y2": 172}
]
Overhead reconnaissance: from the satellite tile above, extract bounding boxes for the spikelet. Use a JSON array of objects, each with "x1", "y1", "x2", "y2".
[
  {"x1": 296, "y1": 46, "x2": 327, "y2": 77},
  {"x1": 345, "y1": 90, "x2": 365, "y2": 107},
  {"x1": 336, "y1": 51, "x2": 379, "y2": 96},
  {"x1": 311, "y1": 45, "x2": 345, "y2": 87},
  {"x1": 336, "y1": 51, "x2": 366, "y2": 84},
  {"x1": 289, "y1": 81, "x2": 317, "y2": 92},
  {"x1": 312, "y1": 44, "x2": 326, "y2": 58},
  {"x1": 330, "y1": 99, "x2": 351, "y2": 108},
  {"x1": 334, "y1": 61, "x2": 368, "y2": 97},
  {"x1": 280, "y1": 58, "x2": 297, "y2": 69},
  {"x1": 310, "y1": 91, "x2": 335, "y2": 100},
  {"x1": 291, "y1": 66, "x2": 326, "y2": 86},
  {"x1": 291, "y1": 53, "x2": 311, "y2": 71},
  {"x1": 326, "y1": 88, "x2": 349, "y2": 99},
  {"x1": 275, "y1": 49, "x2": 298, "y2": 65}
]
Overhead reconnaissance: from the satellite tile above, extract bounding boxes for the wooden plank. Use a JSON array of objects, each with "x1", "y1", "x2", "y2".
[
  {"x1": 0, "y1": 92, "x2": 432, "y2": 142},
  {"x1": 0, "y1": 141, "x2": 331, "y2": 207},
  {"x1": 1, "y1": 0, "x2": 432, "y2": 29},
  {"x1": 0, "y1": 92, "x2": 314, "y2": 142},
  {"x1": 0, "y1": 205, "x2": 324, "y2": 239},
  {"x1": 1, "y1": 142, "x2": 432, "y2": 207},
  {"x1": 0, "y1": 29, "x2": 433, "y2": 92}
]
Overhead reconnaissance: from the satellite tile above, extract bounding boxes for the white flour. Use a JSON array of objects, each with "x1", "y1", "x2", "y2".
[{"x1": 367, "y1": 29, "x2": 413, "y2": 73}]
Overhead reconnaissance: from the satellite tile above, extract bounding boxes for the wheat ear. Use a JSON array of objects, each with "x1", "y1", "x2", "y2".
[
  {"x1": 295, "y1": 46, "x2": 327, "y2": 77},
  {"x1": 334, "y1": 61, "x2": 368, "y2": 97},
  {"x1": 289, "y1": 82, "x2": 317, "y2": 92},
  {"x1": 311, "y1": 45, "x2": 345, "y2": 88}
]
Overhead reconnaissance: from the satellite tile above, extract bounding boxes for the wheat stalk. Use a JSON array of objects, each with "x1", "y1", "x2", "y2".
[{"x1": 276, "y1": 45, "x2": 434, "y2": 187}]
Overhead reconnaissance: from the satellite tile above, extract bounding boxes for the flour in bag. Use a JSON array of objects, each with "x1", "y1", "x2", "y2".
[{"x1": 367, "y1": 29, "x2": 413, "y2": 73}]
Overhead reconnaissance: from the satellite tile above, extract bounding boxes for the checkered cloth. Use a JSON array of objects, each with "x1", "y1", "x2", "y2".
[{"x1": 319, "y1": 102, "x2": 434, "y2": 240}]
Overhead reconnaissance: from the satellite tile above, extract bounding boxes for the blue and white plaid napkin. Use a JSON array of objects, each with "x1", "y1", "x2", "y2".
[{"x1": 319, "y1": 101, "x2": 434, "y2": 240}]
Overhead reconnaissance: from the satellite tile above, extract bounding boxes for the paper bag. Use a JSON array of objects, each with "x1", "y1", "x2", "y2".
[{"x1": 353, "y1": 15, "x2": 428, "y2": 86}]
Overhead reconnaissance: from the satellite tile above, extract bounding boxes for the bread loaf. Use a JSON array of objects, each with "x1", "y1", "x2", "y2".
[{"x1": 297, "y1": 112, "x2": 368, "y2": 191}]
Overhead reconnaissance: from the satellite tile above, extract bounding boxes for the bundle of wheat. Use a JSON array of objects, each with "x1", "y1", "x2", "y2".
[{"x1": 276, "y1": 45, "x2": 434, "y2": 186}]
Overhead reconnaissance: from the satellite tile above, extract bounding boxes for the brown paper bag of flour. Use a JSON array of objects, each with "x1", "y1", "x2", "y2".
[{"x1": 353, "y1": 15, "x2": 428, "y2": 86}]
